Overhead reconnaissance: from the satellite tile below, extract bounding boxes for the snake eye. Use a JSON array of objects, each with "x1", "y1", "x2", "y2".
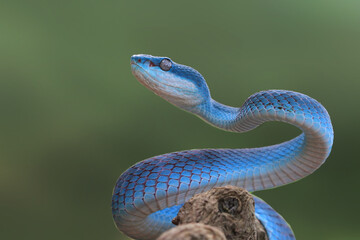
[{"x1": 159, "y1": 59, "x2": 172, "y2": 71}]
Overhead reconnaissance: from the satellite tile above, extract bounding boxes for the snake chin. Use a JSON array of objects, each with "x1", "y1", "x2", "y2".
[{"x1": 131, "y1": 62, "x2": 206, "y2": 110}]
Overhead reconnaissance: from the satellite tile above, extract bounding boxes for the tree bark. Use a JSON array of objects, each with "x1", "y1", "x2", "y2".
[
  {"x1": 157, "y1": 223, "x2": 226, "y2": 240},
  {"x1": 158, "y1": 186, "x2": 268, "y2": 240}
]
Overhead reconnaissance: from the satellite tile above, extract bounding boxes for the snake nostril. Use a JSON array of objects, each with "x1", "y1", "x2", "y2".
[{"x1": 137, "y1": 59, "x2": 141, "y2": 63}]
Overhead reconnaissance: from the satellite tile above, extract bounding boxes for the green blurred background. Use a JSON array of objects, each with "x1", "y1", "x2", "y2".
[{"x1": 1, "y1": 1, "x2": 359, "y2": 239}]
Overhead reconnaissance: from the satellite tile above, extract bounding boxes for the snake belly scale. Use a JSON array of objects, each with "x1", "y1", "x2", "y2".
[{"x1": 111, "y1": 54, "x2": 334, "y2": 240}]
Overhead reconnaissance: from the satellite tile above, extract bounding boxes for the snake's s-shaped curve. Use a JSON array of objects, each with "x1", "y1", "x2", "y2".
[{"x1": 112, "y1": 55, "x2": 334, "y2": 240}]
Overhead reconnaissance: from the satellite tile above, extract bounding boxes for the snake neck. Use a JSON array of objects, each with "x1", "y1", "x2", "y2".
[
  {"x1": 195, "y1": 99, "x2": 240, "y2": 131},
  {"x1": 194, "y1": 91, "x2": 333, "y2": 161}
]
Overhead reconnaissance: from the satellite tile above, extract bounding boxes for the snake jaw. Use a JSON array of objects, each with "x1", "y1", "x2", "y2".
[{"x1": 131, "y1": 55, "x2": 209, "y2": 111}]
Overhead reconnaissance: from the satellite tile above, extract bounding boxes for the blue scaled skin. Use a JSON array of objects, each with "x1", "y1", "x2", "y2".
[{"x1": 112, "y1": 54, "x2": 334, "y2": 240}]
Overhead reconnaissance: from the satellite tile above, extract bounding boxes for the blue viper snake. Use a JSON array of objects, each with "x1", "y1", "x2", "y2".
[{"x1": 112, "y1": 54, "x2": 334, "y2": 239}]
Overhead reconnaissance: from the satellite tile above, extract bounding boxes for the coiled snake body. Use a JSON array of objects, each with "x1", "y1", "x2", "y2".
[{"x1": 112, "y1": 55, "x2": 334, "y2": 240}]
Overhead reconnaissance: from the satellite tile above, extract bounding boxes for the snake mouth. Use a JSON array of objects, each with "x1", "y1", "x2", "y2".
[
  {"x1": 131, "y1": 62, "x2": 164, "y2": 92},
  {"x1": 130, "y1": 58, "x2": 206, "y2": 108},
  {"x1": 131, "y1": 62, "x2": 198, "y2": 95}
]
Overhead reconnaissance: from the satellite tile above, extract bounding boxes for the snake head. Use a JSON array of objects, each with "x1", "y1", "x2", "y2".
[{"x1": 131, "y1": 54, "x2": 210, "y2": 112}]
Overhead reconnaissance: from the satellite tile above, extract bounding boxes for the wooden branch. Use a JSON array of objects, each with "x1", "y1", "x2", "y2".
[
  {"x1": 157, "y1": 223, "x2": 226, "y2": 240},
  {"x1": 157, "y1": 186, "x2": 268, "y2": 240}
]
